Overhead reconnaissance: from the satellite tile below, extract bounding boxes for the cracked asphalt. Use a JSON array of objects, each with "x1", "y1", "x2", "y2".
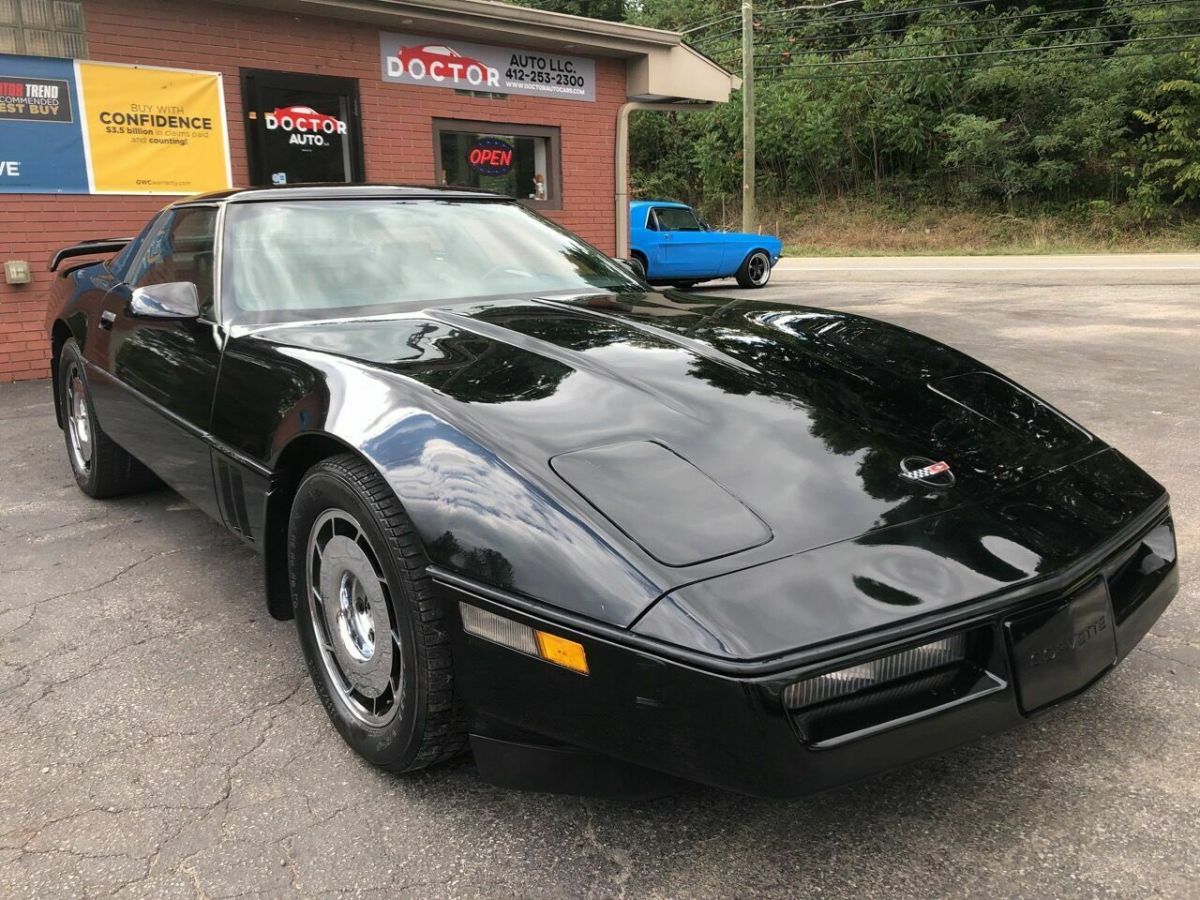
[{"x1": 2, "y1": 256, "x2": 1198, "y2": 898}]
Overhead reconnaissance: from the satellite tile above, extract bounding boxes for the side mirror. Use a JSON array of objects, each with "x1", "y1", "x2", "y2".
[{"x1": 129, "y1": 281, "x2": 200, "y2": 319}]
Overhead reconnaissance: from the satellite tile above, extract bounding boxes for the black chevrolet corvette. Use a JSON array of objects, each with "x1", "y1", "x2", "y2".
[{"x1": 45, "y1": 185, "x2": 1177, "y2": 797}]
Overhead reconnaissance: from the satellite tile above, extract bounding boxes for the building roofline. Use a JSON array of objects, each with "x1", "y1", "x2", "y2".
[
  {"x1": 226, "y1": 0, "x2": 688, "y2": 55},
  {"x1": 221, "y1": 1, "x2": 737, "y2": 107}
]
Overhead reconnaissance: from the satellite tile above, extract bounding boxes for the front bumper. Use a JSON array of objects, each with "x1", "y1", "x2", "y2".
[{"x1": 436, "y1": 510, "x2": 1177, "y2": 798}]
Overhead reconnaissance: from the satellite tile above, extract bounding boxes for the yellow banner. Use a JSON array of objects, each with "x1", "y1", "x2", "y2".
[{"x1": 78, "y1": 62, "x2": 230, "y2": 194}]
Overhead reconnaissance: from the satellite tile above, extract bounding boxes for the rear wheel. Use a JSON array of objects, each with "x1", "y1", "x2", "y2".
[
  {"x1": 57, "y1": 339, "x2": 156, "y2": 498},
  {"x1": 735, "y1": 249, "x2": 773, "y2": 289},
  {"x1": 288, "y1": 453, "x2": 466, "y2": 772},
  {"x1": 628, "y1": 254, "x2": 648, "y2": 281}
]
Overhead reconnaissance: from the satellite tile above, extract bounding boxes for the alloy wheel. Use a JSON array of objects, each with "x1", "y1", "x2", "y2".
[
  {"x1": 306, "y1": 508, "x2": 403, "y2": 727},
  {"x1": 747, "y1": 251, "x2": 770, "y2": 286},
  {"x1": 65, "y1": 364, "x2": 93, "y2": 475}
]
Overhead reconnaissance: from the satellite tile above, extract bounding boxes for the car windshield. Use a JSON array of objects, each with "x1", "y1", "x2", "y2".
[{"x1": 221, "y1": 198, "x2": 642, "y2": 321}]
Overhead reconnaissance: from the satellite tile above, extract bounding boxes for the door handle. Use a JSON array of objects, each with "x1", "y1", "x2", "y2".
[{"x1": 99, "y1": 310, "x2": 116, "y2": 330}]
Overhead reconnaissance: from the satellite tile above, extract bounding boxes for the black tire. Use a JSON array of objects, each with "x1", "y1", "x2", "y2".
[
  {"x1": 735, "y1": 249, "x2": 773, "y2": 289},
  {"x1": 57, "y1": 339, "x2": 156, "y2": 499},
  {"x1": 288, "y1": 453, "x2": 466, "y2": 773},
  {"x1": 628, "y1": 254, "x2": 648, "y2": 281}
]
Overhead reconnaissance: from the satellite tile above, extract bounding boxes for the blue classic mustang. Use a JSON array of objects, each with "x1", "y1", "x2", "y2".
[{"x1": 628, "y1": 200, "x2": 783, "y2": 289}]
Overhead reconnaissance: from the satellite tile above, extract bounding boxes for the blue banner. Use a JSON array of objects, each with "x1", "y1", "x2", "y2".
[{"x1": 0, "y1": 54, "x2": 89, "y2": 193}]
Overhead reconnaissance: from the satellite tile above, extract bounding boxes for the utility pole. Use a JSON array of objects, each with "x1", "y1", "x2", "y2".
[{"x1": 741, "y1": 0, "x2": 755, "y2": 233}]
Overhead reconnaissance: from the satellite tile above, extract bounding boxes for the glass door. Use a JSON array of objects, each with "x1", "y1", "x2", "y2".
[{"x1": 241, "y1": 69, "x2": 364, "y2": 186}]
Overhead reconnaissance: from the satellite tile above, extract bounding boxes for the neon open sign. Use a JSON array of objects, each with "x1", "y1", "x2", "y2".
[{"x1": 467, "y1": 137, "x2": 514, "y2": 176}]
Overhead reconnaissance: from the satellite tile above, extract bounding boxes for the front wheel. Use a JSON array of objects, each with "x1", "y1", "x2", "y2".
[
  {"x1": 288, "y1": 453, "x2": 466, "y2": 772},
  {"x1": 735, "y1": 250, "x2": 773, "y2": 289}
]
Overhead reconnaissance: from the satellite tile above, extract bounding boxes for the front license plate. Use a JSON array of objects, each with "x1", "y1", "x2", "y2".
[{"x1": 1005, "y1": 578, "x2": 1117, "y2": 714}]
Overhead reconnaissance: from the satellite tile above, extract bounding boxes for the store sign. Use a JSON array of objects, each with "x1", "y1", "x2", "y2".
[
  {"x1": 0, "y1": 53, "x2": 232, "y2": 195},
  {"x1": 0, "y1": 74, "x2": 73, "y2": 122},
  {"x1": 467, "y1": 137, "x2": 514, "y2": 176},
  {"x1": 79, "y1": 61, "x2": 231, "y2": 194},
  {"x1": 264, "y1": 105, "x2": 348, "y2": 147},
  {"x1": 379, "y1": 32, "x2": 595, "y2": 102},
  {"x1": 0, "y1": 55, "x2": 88, "y2": 193}
]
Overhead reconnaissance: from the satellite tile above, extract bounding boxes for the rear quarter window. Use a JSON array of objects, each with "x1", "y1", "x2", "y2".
[{"x1": 109, "y1": 214, "x2": 161, "y2": 281}]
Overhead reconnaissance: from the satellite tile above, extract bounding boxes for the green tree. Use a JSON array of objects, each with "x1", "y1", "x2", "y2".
[
  {"x1": 517, "y1": 0, "x2": 627, "y2": 22},
  {"x1": 1130, "y1": 73, "x2": 1200, "y2": 215},
  {"x1": 520, "y1": 0, "x2": 1200, "y2": 225}
]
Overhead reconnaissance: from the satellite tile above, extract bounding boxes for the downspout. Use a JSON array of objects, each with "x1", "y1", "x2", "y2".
[{"x1": 615, "y1": 100, "x2": 716, "y2": 258}]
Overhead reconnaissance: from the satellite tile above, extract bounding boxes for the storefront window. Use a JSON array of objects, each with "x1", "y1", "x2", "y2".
[
  {"x1": 433, "y1": 119, "x2": 560, "y2": 209},
  {"x1": 241, "y1": 69, "x2": 364, "y2": 187},
  {"x1": 0, "y1": 0, "x2": 87, "y2": 57}
]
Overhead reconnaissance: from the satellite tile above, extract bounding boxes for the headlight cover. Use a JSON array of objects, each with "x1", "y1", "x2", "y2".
[{"x1": 783, "y1": 633, "x2": 968, "y2": 709}]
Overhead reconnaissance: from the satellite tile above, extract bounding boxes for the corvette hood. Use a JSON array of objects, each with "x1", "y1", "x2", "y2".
[
  {"x1": 635, "y1": 448, "x2": 1168, "y2": 659},
  {"x1": 252, "y1": 290, "x2": 1102, "y2": 561},
  {"x1": 249, "y1": 290, "x2": 1107, "y2": 615}
]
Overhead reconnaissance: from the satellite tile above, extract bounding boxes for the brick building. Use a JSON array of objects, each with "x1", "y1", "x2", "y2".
[{"x1": 0, "y1": 0, "x2": 734, "y2": 381}]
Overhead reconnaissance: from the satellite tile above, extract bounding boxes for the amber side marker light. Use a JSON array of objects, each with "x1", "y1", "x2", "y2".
[
  {"x1": 534, "y1": 631, "x2": 590, "y2": 675},
  {"x1": 459, "y1": 602, "x2": 589, "y2": 675}
]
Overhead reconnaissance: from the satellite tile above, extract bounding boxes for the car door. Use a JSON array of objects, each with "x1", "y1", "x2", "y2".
[
  {"x1": 88, "y1": 204, "x2": 225, "y2": 519},
  {"x1": 648, "y1": 206, "x2": 724, "y2": 279}
]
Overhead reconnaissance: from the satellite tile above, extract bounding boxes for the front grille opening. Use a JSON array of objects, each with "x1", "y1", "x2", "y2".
[
  {"x1": 786, "y1": 627, "x2": 997, "y2": 748},
  {"x1": 1108, "y1": 517, "x2": 1176, "y2": 623}
]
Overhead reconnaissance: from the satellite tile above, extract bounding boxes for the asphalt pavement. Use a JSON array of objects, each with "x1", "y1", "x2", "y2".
[{"x1": 1, "y1": 254, "x2": 1197, "y2": 898}]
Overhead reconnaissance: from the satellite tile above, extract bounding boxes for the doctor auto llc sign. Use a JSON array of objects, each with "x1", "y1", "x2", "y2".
[{"x1": 379, "y1": 32, "x2": 595, "y2": 102}]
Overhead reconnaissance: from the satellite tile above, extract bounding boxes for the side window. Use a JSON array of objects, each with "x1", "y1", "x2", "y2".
[
  {"x1": 109, "y1": 215, "x2": 161, "y2": 282},
  {"x1": 644, "y1": 210, "x2": 658, "y2": 231},
  {"x1": 652, "y1": 207, "x2": 702, "y2": 232},
  {"x1": 127, "y1": 207, "x2": 219, "y2": 317}
]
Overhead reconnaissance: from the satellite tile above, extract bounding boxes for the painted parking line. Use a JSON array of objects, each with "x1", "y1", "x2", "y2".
[{"x1": 773, "y1": 256, "x2": 1200, "y2": 271}]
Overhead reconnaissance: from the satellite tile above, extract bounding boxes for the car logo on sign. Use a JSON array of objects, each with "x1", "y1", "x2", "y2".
[
  {"x1": 899, "y1": 456, "x2": 955, "y2": 488},
  {"x1": 393, "y1": 44, "x2": 500, "y2": 88}
]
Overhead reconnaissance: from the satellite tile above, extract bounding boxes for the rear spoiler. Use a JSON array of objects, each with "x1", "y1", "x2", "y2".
[{"x1": 49, "y1": 237, "x2": 135, "y2": 273}]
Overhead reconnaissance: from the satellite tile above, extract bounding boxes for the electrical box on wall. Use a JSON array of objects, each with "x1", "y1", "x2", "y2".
[{"x1": 4, "y1": 260, "x2": 31, "y2": 285}]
